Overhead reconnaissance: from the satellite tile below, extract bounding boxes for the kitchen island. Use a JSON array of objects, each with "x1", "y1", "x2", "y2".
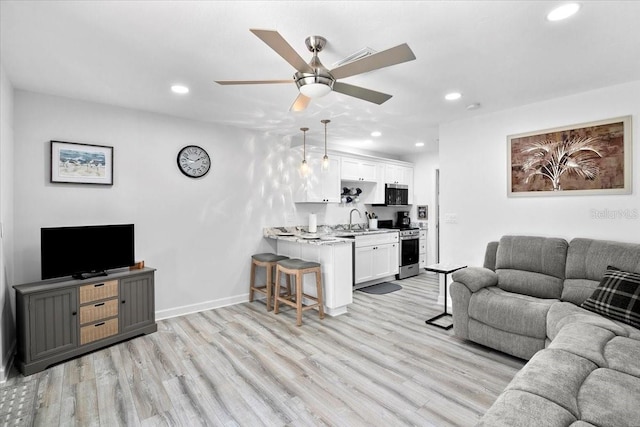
[
  {"x1": 264, "y1": 228, "x2": 354, "y2": 316},
  {"x1": 264, "y1": 227, "x2": 400, "y2": 316}
]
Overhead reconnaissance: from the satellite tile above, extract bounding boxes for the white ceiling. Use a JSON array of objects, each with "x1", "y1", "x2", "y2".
[{"x1": 2, "y1": 1, "x2": 639, "y2": 157}]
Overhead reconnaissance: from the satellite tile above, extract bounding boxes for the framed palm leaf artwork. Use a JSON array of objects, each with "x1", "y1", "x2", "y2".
[{"x1": 508, "y1": 116, "x2": 632, "y2": 197}]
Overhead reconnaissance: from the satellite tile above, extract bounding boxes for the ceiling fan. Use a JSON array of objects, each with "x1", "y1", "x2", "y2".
[{"x1": 215, "y1": 29, "x2": 416, "y2": 111}]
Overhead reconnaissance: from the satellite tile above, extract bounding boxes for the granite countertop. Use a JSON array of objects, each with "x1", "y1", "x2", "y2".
[{"x1": 263, "y1": 226, "x2": 398, "y2": 246}]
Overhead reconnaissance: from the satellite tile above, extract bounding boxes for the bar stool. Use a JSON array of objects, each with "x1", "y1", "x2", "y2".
[
  {"x1": 250, "y1": 253, "x2": 289, "y2": 311},
  {"x1": 273, "y1": 258, "x2": 325, "y2": 326}
]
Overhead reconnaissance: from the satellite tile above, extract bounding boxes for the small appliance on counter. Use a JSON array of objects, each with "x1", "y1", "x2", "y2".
[{"x1": 397, "y1": 211, "x2": 411, "y2": 229}]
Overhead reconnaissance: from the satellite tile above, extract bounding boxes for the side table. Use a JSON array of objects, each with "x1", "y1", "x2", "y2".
[{"x1": 424, "y1": 263, "x2": 467, "y2": 330}]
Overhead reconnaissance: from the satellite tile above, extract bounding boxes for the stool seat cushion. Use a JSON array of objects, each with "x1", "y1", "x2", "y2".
[
  {"x1": 278, "y1": 258, "x2": 321, "y2": 270},
  {"x1": 252, "y1": 253, "x2": 289, "y2": 263}
]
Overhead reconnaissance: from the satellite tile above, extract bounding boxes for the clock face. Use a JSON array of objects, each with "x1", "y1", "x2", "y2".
[{"x1": 177, "y1": 145, "x2": 211, "y2": 178}]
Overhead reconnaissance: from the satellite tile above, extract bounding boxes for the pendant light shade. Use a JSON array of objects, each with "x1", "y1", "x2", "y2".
[
  {"x1": 321, "y1": 119, "x2": 330, "y2": 170},
  {"x1": 300, "y1": 127, "x2": 310, "y2": 176}
]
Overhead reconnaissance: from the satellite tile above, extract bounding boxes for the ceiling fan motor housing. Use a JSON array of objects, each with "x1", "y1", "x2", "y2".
[{"x1": 295, "y1": 36, "x2": 334, "y2": 97}]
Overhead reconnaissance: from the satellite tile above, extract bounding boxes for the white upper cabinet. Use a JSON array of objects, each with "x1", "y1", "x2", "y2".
[
  {"x1": 293, "y1": 152, "x2": 341, "y2": 203},
  {"x1": 384, "y1": 164, "x2": 412, "y2": 185},
  {"x1": 341, "y1": 157, "x2": 378, "y2": 182}
]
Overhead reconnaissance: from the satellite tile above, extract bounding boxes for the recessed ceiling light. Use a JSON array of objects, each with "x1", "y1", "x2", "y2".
[
  {"x1": 171, "y1": 85, "x2": 189, "y2": 94},
  {"x1": 445, "y1": 92, "x2": 462, "y2": 101},
  {"x1": 371, "y1": 131, "x2": 382, "y2": 137},
  {"x1": 466, "y1": 103, "x2": 481, "y2": 110},
  {"x1": 547, "y1": 3, "x2": 580, "y2": 21},
  {"x1": 415, "y1": 142, "x2": 425, "y2": 147}
]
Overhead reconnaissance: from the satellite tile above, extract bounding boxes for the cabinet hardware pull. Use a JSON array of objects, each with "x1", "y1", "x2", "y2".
[
  {"x1": 72, "y1": 311, "x2": 77, "y2": 316},
  {"x1": 121, "y1": 300, "x2": 126, "y2": 304},
  {"x1": 94, "y1": 283, "x2": 104, "y2": 287},
  {"x1": 94, "y1": 302, "x2": 105, "y2": 307},
  {"x1": 95, "y1": 322, "x2": 105, "y2": 327}
]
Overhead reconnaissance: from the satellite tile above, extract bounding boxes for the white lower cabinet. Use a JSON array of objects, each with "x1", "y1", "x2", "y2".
[
  {"x1": 353, "y1": 232, "x2": 399, "y2": 285},
  {"x1": 275, "y1": 240, "x2": 353, "y2": 316}
]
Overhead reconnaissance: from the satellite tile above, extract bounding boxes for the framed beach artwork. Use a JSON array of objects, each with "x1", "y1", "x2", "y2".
[
  {"x1": 50, "y1": 141, "x2": 114, "y2": 185},
  {"x1": 507, "y1": 116, "x2": 632, "y2": 197}
]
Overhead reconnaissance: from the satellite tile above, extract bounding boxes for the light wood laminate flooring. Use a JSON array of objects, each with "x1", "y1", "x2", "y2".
[{"x1": 3, "y1": 272, "x2": 525, "y2": 426}]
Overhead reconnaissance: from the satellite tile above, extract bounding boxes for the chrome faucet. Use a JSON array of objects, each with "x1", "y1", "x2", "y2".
[{"x1": 349, "y1": 209, "x2": 362, "y2": 230}]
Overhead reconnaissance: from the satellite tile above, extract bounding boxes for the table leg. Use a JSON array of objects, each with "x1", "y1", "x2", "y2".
[{"x1": 425, "y1": 272, "x2": 453, "y2": 330}]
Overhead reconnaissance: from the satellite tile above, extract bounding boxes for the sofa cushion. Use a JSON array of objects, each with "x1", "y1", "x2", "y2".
[
  {"x1": 577, "y1": 368, "x2": 640, "y2": 427},
  {"x1": 563, "y1": 238, "x2": 640, "y2": 305},
  {"x1": 477, "y1": 389, "x2": 577, "y2": 427},
  {"x1": 451, "y1": 266, "x2": 497, "y2": 292},
  {"x1": 547, "y1": 322, "x2": 614, "y2": 367},
  {"x1": 581, "y1": 266, "x2": 640, "y2": 328},
  {"x1": 507, "y1": 348, "x2": 596, "y2": 417},
  {"x1": 469, "y1": 287, "x2": 557, "y2": 339},
  {"x1": 546, "y1": 302, "x2": 631, "y2": 341},
  {"x1": 495, "y1": 235, "x2": 568, "y2": 299},
  {"x1": 468, "y1": 319, "x2": 545, "y2": 360}
]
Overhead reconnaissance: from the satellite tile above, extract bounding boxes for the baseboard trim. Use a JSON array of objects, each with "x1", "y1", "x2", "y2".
[{"x1": 155, "y1": 293, "x2": 249, "y2": 321}]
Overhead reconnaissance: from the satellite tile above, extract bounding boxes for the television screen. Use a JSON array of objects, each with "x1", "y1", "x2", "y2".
[{"x1": 41, "y1": 224, "x2": 135, "y2": 280}]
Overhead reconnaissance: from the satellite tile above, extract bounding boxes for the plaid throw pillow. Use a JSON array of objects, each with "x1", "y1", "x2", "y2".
[{"x1": 581, "y1": 266, "x2": 640, "y2": 328}]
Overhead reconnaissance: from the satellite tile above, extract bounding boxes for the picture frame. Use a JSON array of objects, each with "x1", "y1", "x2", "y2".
[
  {"x1": 507, "y1": 116, "x2": 632, "y2": 197},
  {"x1": 50, "y1": 141, "x2": 114, "y2": 185}
]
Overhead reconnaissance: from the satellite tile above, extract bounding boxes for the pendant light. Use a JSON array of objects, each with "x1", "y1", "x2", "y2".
[
  {"x1": 300, "y1": 127, "x2": 310, "y2": 176},
  {"x1": 321, "y1": 119, "x2": 330, "y2": 170}
]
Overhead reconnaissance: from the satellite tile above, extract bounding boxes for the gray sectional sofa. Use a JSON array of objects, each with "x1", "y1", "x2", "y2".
[{"x1": 450, "y1": 235, "x2": 640, "y2": 426}]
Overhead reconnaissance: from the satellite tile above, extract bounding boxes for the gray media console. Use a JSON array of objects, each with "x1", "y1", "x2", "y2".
[{"x1": 13, "y1": 267, "x2": 157, "y2": 375}]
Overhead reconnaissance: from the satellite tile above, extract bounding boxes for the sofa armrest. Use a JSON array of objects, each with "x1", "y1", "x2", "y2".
[{"x1": 451, "y1": 266, "x2": 498, "y2": 292}]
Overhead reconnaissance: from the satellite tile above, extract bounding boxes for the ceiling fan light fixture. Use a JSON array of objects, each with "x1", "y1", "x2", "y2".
[
  {"x1": 295, "y1": 72, "x2": 334, "y2": 98},
  {"x1": 300, "y1": 83, "x2": 332, "y2": 98}
]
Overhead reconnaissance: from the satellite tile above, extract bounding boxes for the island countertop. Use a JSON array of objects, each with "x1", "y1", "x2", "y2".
[{"x1": 263, "y1": 226, "x2": 397, "y2": 246}]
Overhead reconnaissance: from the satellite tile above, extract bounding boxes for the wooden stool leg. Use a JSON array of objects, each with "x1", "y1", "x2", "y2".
[
  {"x1": 285, "y1": 274, "x2": 292, "y2": 297},
  {"x1": 265, "y1": 263, "x2": 273, "y2": 311},
  {"x1": 273, "y1": 266, "x2": 281, "y2": 314},
  {"x1": 249, "y1": 261, "x2": 256, "y2": 302},
  {"x1": 315, "y1": 269, "x2": 325, "y2": 319},
  {"x1": 296, "y1": 271, "x2": 303, "y2": 326}
]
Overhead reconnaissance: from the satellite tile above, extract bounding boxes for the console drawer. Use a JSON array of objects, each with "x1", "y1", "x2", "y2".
[
  {"x1": 79, "y1": 298, "x2": 118, "y2": 325},
  {"x1": 79, "y1": 280, "x2": 118, "y2": 304},
  {"x1": 80, "y1": 318, "x2": 119, "y2": 345}
]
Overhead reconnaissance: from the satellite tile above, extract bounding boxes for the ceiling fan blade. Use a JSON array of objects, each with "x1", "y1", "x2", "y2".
[
  {"x1": 215, "y1": 79, "x2": 293, "y2": 85},
  {"x1": 332, "y1": 82, "x2": 392, "y2": 105},
  {"x1": 330, "y1": 43, "x2": 416, "y2": 79},
  {"x1": 250, "y1": 29, "x2": 314, "y2": 74},
  {"x1": 289, "y1": 93, "x2": 311, "y2": 112}
]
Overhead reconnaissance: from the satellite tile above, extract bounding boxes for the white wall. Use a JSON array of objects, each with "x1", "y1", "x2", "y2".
[
  {"x1": 13, "y1": 90, "x2": 296, "y2": 318},
  {"x1": 439, "y1": 81, "x2": 640, "y2": 268},
  {"x1": 403, "y1": 151, "x2": 439, "y2": 265},
  {"x1": 0, "y1": 63, "x2": 16, "y2": 381}
]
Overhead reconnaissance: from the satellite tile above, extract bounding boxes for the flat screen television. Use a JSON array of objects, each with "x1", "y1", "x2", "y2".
[{"x1": 41, "y1": 224, "x2": 135, "y2": 280}]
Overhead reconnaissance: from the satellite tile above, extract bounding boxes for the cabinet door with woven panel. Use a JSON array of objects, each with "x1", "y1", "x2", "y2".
[
  {"x1": 29, "y1": 288, "x2": 78, "y2": 360},
  {"x1": 120, "y1": 273, "x2": 155, "y2": 334}
]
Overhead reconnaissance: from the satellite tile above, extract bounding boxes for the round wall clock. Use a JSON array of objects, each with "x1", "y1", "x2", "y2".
[{"x1": 177, "y1": 145, "x2": 211, "y2": 178}]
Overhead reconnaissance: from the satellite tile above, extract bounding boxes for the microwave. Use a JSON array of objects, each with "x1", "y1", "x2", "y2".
[{"x1": 384, "y1": 184, "x2": 409, "y2": 205}]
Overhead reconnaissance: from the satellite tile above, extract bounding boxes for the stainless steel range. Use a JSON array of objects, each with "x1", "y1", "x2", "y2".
[
  {"x1": 376, "y1": 219, "x2": 421, "y2": 280},
  {"x1": 397, "y1": 228, "x2": 420, "y2": 279}
]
